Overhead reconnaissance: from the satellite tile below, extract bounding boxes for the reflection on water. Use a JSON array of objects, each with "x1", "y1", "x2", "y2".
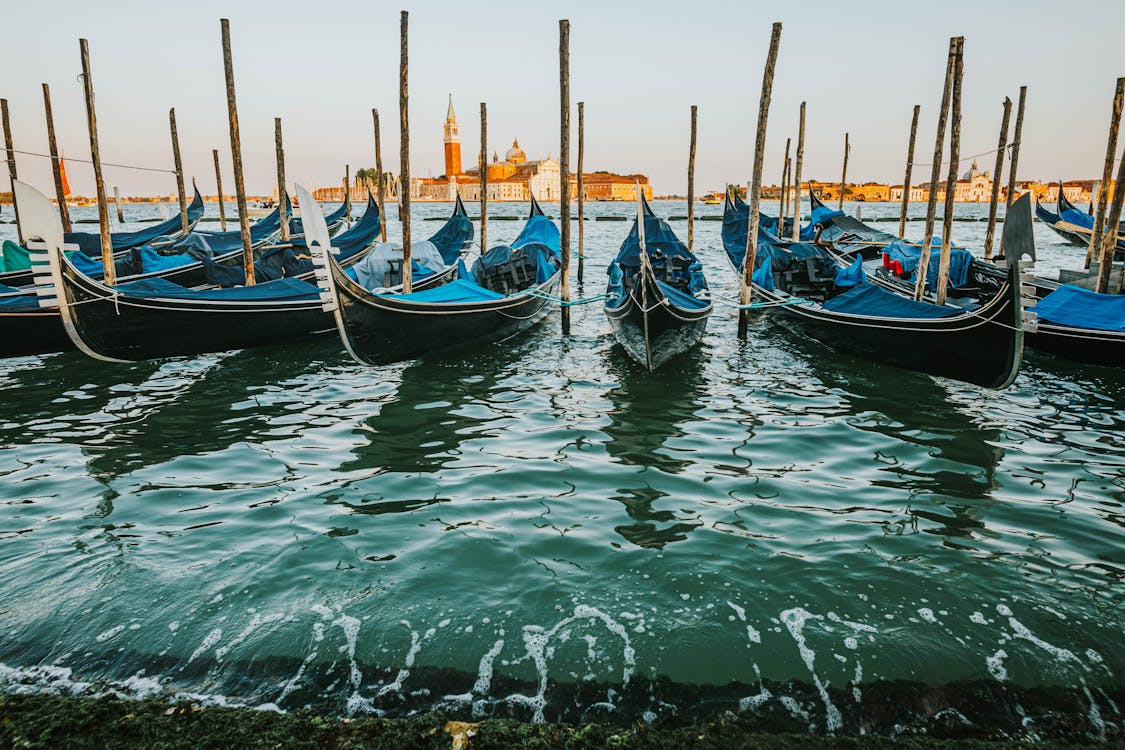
[{"x1": 0, "y1": 201, "x2": 1121, "y2": 738}]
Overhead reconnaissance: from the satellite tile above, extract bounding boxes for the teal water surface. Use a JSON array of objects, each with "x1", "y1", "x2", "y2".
[{"x1": 0, "y1": 200, "x2": 1121, "y2": 738}]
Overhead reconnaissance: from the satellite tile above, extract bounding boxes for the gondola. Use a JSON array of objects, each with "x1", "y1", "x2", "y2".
[
  {"x1": 10, "y1": 181, "x2": 471, "y2": 363},
  {"x1": 731, "y1": 189, "x2": 889, "y2": 260},
  {"x1": 604, "y1": 194, "x2": 712, "y2": 371},
  {"x1": 0, "y1": 186, "x2": 206, "y2": 288},
  {"x1": 721, "y1": 189, "x2": 1028, "y2": 389},
  {"x1": 311, "y1": 187, "x2": 560, "y2": 366},
  {"x1": 1035, "y1": 181, "x2": 1125, "y2": 259}
]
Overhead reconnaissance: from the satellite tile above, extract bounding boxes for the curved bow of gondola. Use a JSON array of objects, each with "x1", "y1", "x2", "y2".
[
  {"x1": 61, "y1": 183, "x2": 206, "y2": 258},
  {"x1": 605, "y1": 192, "x2": 712, "y2": 371}
]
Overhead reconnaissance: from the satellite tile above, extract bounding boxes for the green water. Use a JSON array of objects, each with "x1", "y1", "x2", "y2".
[{"x1": 0, "y1": 201, "x2": 1121, "y2": 736}]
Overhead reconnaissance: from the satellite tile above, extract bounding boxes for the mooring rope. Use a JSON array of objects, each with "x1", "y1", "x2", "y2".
[
  {"x1": 520, "y1": 288, "x2": 608, "y2": 307},
  {"x1": 11, "y1": 149, "x2": 179, "y2": 175}
]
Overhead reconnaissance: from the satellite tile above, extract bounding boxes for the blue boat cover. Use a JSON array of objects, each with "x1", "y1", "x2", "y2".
[
  {"x1": 1, "y1": 240, "x2": 31, "y2": 273},
  {"x1": 822, "y1": 282, "x2": 963, "y2": 319},
  {"x1": 834, "y1": 255, "x2": 866, "y2": 287},
  {"x1": 138, "y1": 246, "x2": 198, "y2": 273},
  {"x1": 752, "y1": 257, "x2": 776, "y2": 291},
  {"x1": 64, "y1": 188, "x2": 205, "y2": 255},
  {"x1": 885, "y1": 240, "x2": 972, "y2": 290},
  {"x1": 427, "y1": 196, "x2": 474, "y2": 265},
  {"x1": 1059, "y1": 209, "x2": 1095, "y2": 229},
  {"x1": 1031, "y1": 284, "x2": 1125, "y2": 332},
  {"x1": 513, "y1": 214, "x2": 561, "y2": 253},
  {"x1": 0, "y1": 290, "x2": 41, "y2": 312},
  {"x1": 195, "y1": 193, "x2": 291, "y2": 253},
  {"x1": 290, "y1": 199, "x2": 349, "y2": 237},
  {"x1": 376, "y1": 277, "x2": 503, "y2": 304},
  {"x1": 114, "y1": 276, "x2": 321, "y2": 302},
  {"x1": 291, "y1": 194, "x2": 382, "y2": 263},
  {"x1": 607, "y1": 197, "x2": 710, "y2": 309},
  {"x1": 470, "y1": 241, "x2": 558, "y2": 287},
  {"x1": 68, "y1": 251, "x2": 105, "y2": 277},
  {"x1": 657, "y1": 279, "x2": 709, "y2": 310}
]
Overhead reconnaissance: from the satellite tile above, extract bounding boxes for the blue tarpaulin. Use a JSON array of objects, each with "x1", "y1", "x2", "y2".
[
  {"x1": 656, "y1": 279, "x2": 709, "y2": 310},
  {"x1": 64, "y1": 188, "x2": 205, "y2": 256},
  {"x1": 1, "y1": 240, "x2": 31, "y2": 273},
  {"x1": 822, "y1": 283, "x2": 963, "y2": 319},
  {"x1": 1059, "y1": 209, "x2": 1095, "y2": 229},
  {"x1": 885, "y1": 240, "x2": 972, "y2": 290},
  {"x1": 834, "y1": 255, "x2": 866, "y2": 287},
  {"x1": 376, "y1": 277, "x2": 503, "y2": 304},
  {"x1": 1032, "y1": 284, "x2": 1125, "y2": 332},
  {"x1": 138, "y1": 246, "x2": 198, "y2": 274},
  {"x1": 752, "y1": 257, "x2": 775, "y2": 291},
  {"x1": 608, "y1": 197, "x2": 710, "y2": 310},
  {"x1": 114, "y1": 276, "x2": 321, "y2": 302}
]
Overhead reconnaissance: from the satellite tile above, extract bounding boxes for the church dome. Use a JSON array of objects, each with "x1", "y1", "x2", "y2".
[{"x1": 506, "y1": 138, "x2": 527, "y2": 165}]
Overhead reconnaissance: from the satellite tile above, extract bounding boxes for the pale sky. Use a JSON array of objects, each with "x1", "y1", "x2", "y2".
[{"x1": 1, "y1": 0, "x2": 1122, "y2": 197}]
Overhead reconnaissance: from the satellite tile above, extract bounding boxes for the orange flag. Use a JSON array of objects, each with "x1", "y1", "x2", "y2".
[{"x1": 59, "y1": 152, "x2": 72, "y2": 197}]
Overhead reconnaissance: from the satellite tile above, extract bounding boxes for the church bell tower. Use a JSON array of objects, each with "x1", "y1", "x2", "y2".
[{"x1": 443, "y1": 94, "x2": 461, "y2": 177}]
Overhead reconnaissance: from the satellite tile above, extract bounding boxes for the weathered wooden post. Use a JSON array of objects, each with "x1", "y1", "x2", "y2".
[
  {"x1": 79, "y1": 39, "x2": 115, "y2": 284},
  {"x1": 779, "y1": 136, "x2": 791, "y2": 224},
  {"x1": 274, "y1": 117, "x2": 289, "y2": 242},
  {"x1": 1095, "y1": 139, "x2": 1125, "y2": 293},
  {"x1": 400, "y1": 10, "x2": 412, "y2": 293},
  {"x1": 1086, "y1": 78, "x2": 1123, "y2": 269},
  {"x1": 479, "y1": 101, "x2": 487, "y2": 254},
  {"x1": 559, "y1": 18, "x2": 571, "y2": 334},
  {"x1": 113, "y1": 186, "x2": 124, "y2": 223},
  {"x1": 220, "y1": 19, "x2": 254, "y2": 285},
  {"x1": 934, "y1": 36, "x2": 964, "y2": 306},
  {"x1": 791, "y1": 101, "x2": 805, "y2": 241},
  {"x1": 837, "y1": 132, "x2": 849, "y2": 210},
  {"x1": 983, "y1": 97, "x2": 1012, "y2": 261},
  {"x1": 41, "y1": 83, "x2": 71, "y2": 232},
  {"x1": 372, "y1": 108, "x2": 387, "y2": 242},
  {"x1": 898, "y1": 104, "x2": 920, "y2": 239},
  {"x1": 344, "y1": 164, "x2": 351, "y2": 227},
  {"x1": 1005, "y1": 86, "x2": 1027, "y2": 210},
  {"x1": 1, "y1": 99, "x2": 22, "y2": 245},
  {"x1": 212, "y1": 149, "x2": 227, "y2": 231},
  {"x1": 687, "y1": 104, "x2": 697, "y2": 251},
  {"x1": 577, "y1": 101, "x2": 586, "y2": 281},
  {"x1": 738, "y1": 22, "x2": 782, "y2": 339},
  {"x1": 913, "y1": 37, "x2": 958, "y2": 300},
  {"x1": 169, "y1": 108, "x2": 189, "y2": 235}
]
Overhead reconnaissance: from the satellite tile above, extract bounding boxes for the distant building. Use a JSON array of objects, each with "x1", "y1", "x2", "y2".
[{"x1": 413, "y1": 96, "x2": 651, "y2": 201}]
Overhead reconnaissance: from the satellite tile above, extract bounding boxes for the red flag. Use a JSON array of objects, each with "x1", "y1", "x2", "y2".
[{"x1": 59, "y1": 152, "x2": 72, "y2": 197}]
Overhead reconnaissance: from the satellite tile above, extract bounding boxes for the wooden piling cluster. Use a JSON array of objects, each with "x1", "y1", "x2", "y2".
[
  {"x1": 913, "y1": 36, "x2": 960, "y2": 301},
  {"x1": 738, "y1": 21, "x2": 783, "y2": 339},
  {"x1": 898, "y1": 104, "x2": 920, "y2": 239},
  {"x1": 399, "y1": 10, "x2": 412, "y2": 293},
  {"x1": 41, "y1": 83, "x2": 71, "y2": 233},
  {"x1": 79, "y1": 39, "x2": 115, "y2": 284},
  {"x1": 219, "y1": 19, "x2": 254, "y2": 285},
  {"x1": 934, "y1": 37, "x2": 965, "y2": 306},
  {"x1": 559, "y1": 19, "x2": 571, "y2": 334},
  {"x1": 1086, "y1": 78, "x2": 1123, "y2": 271},
  {"x1": 983, "y1": 97, "x2": 1012, "y2": 261}
]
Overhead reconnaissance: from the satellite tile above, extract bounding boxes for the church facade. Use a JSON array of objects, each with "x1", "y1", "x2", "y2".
[{"x1": 413, "y1": 96, "x2": 652, "y2": 202}]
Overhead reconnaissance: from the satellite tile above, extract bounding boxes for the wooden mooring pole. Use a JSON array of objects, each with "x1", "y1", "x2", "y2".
[
  {"x1": 400, "y1": 10, "x2": 412, "y2": 293},
  {"x1": 838, "y1": 132, "x2": 849, "y2": 211},
  {"x1": 113, "y1": 186, "x2": 124, "y2": 223},
  {"x1": 1005, "y1": 86, "x2": 1027, "y2": 211},
  {"x1": 479, "y1": 101, "x2": 487, "y2": 254},
  {"x1": 913, "y1": 36, "x2": 958, "y2": 300},
  {"x1": 42, "y1": 83, "x2": 71, "y2": 233},
  {"x1": 935, "y1": 36, "x2": 964, "y2": 306},
  {"x1": 212, "y1": 149, "x2": 226, "y2": 231},
  {"x1": 559, "y1": 18, "x2": 571, "y2": 334},
  {"x1": 372, "y1": 108, "x2": 386, "y2": 242},
  {"x1": 1095, "y1": 137, "x2": 1125, "y2": 293},
  {"x1": 344, "y1": 164, "x2": 351, "y2": 227},
  {"x1": 1086, "y1": 77, "x2": 1123, "y2": 270},
  {"x1": 577, "y1": 101, "x2": 585, "y2": 280},
  {"x1": 779, "y1": 136, "x2": 791, "y2": 225},
  {"x1": 220, "y1": 19, "x2": 254, "y2": 285},
  {"x1": 738, "y1": 22, "x2": 782, "y2": 339},
  {"x1": 983, "y1": 97, "x2": 1012, "y2": 261},
  {"x1": 169, "y1": 108, "x2": 189, "y2": 235},
  {"x1": 1, "y1": 99, "x2": 22, "y2": 245},
  {"x1": 275, "y1": 117, "x2": 289, "y2": 242},
  {"x1": 79, "y1": 39, "x2": 115, "y2": 285},
  {"x1": 898, "y1": 104, "x2": 920, "y2": 239},
  {"x1": 687, "y1": 104, "x2": 696, "y2": 251},
  {"x1": 791, "y1": 101, "x2": 805, "y2": 241}
]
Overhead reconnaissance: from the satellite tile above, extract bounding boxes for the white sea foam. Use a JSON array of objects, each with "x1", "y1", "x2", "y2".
[
  {"x1": 1006, "y1": 616, "x2": 1085, "y2": 671},
  {"x1": 188, "y1": 628, "x2": 223, "y2": 663},
  {"x1": 986, "y1": 649, "x2": 1008, "y2": 681},
  {"x1": 95, "y1": 625, "x2": 126, "y2": 643},
  {"x1": 970, "y1": 611, "x2": 988, "y2": 625},
  {"x1": 781, "y1": 608, "x2": 842, "y2": 733},
  {"x1": 917, "y1": 608, "x2": 938, "y2": 624},
  {"x1": 215, "y1": 612, "x2": 286, "y2": 661}
]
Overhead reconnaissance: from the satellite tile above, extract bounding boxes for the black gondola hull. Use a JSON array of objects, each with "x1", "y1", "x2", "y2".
[
  {"x1": 0, "y1": 309, "x2": 73, "y2": 358},
  {"x1": 605, "y1": 273, "x2": 710, "y2": 371},
  {"x1": 331, "y1": 265, "x2": 560, "y2": 366}
]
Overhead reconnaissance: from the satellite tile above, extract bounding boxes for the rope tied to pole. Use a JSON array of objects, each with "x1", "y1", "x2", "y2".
[{"x1": 11, "y1": 149, "x2": 179, "y2": 174}]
